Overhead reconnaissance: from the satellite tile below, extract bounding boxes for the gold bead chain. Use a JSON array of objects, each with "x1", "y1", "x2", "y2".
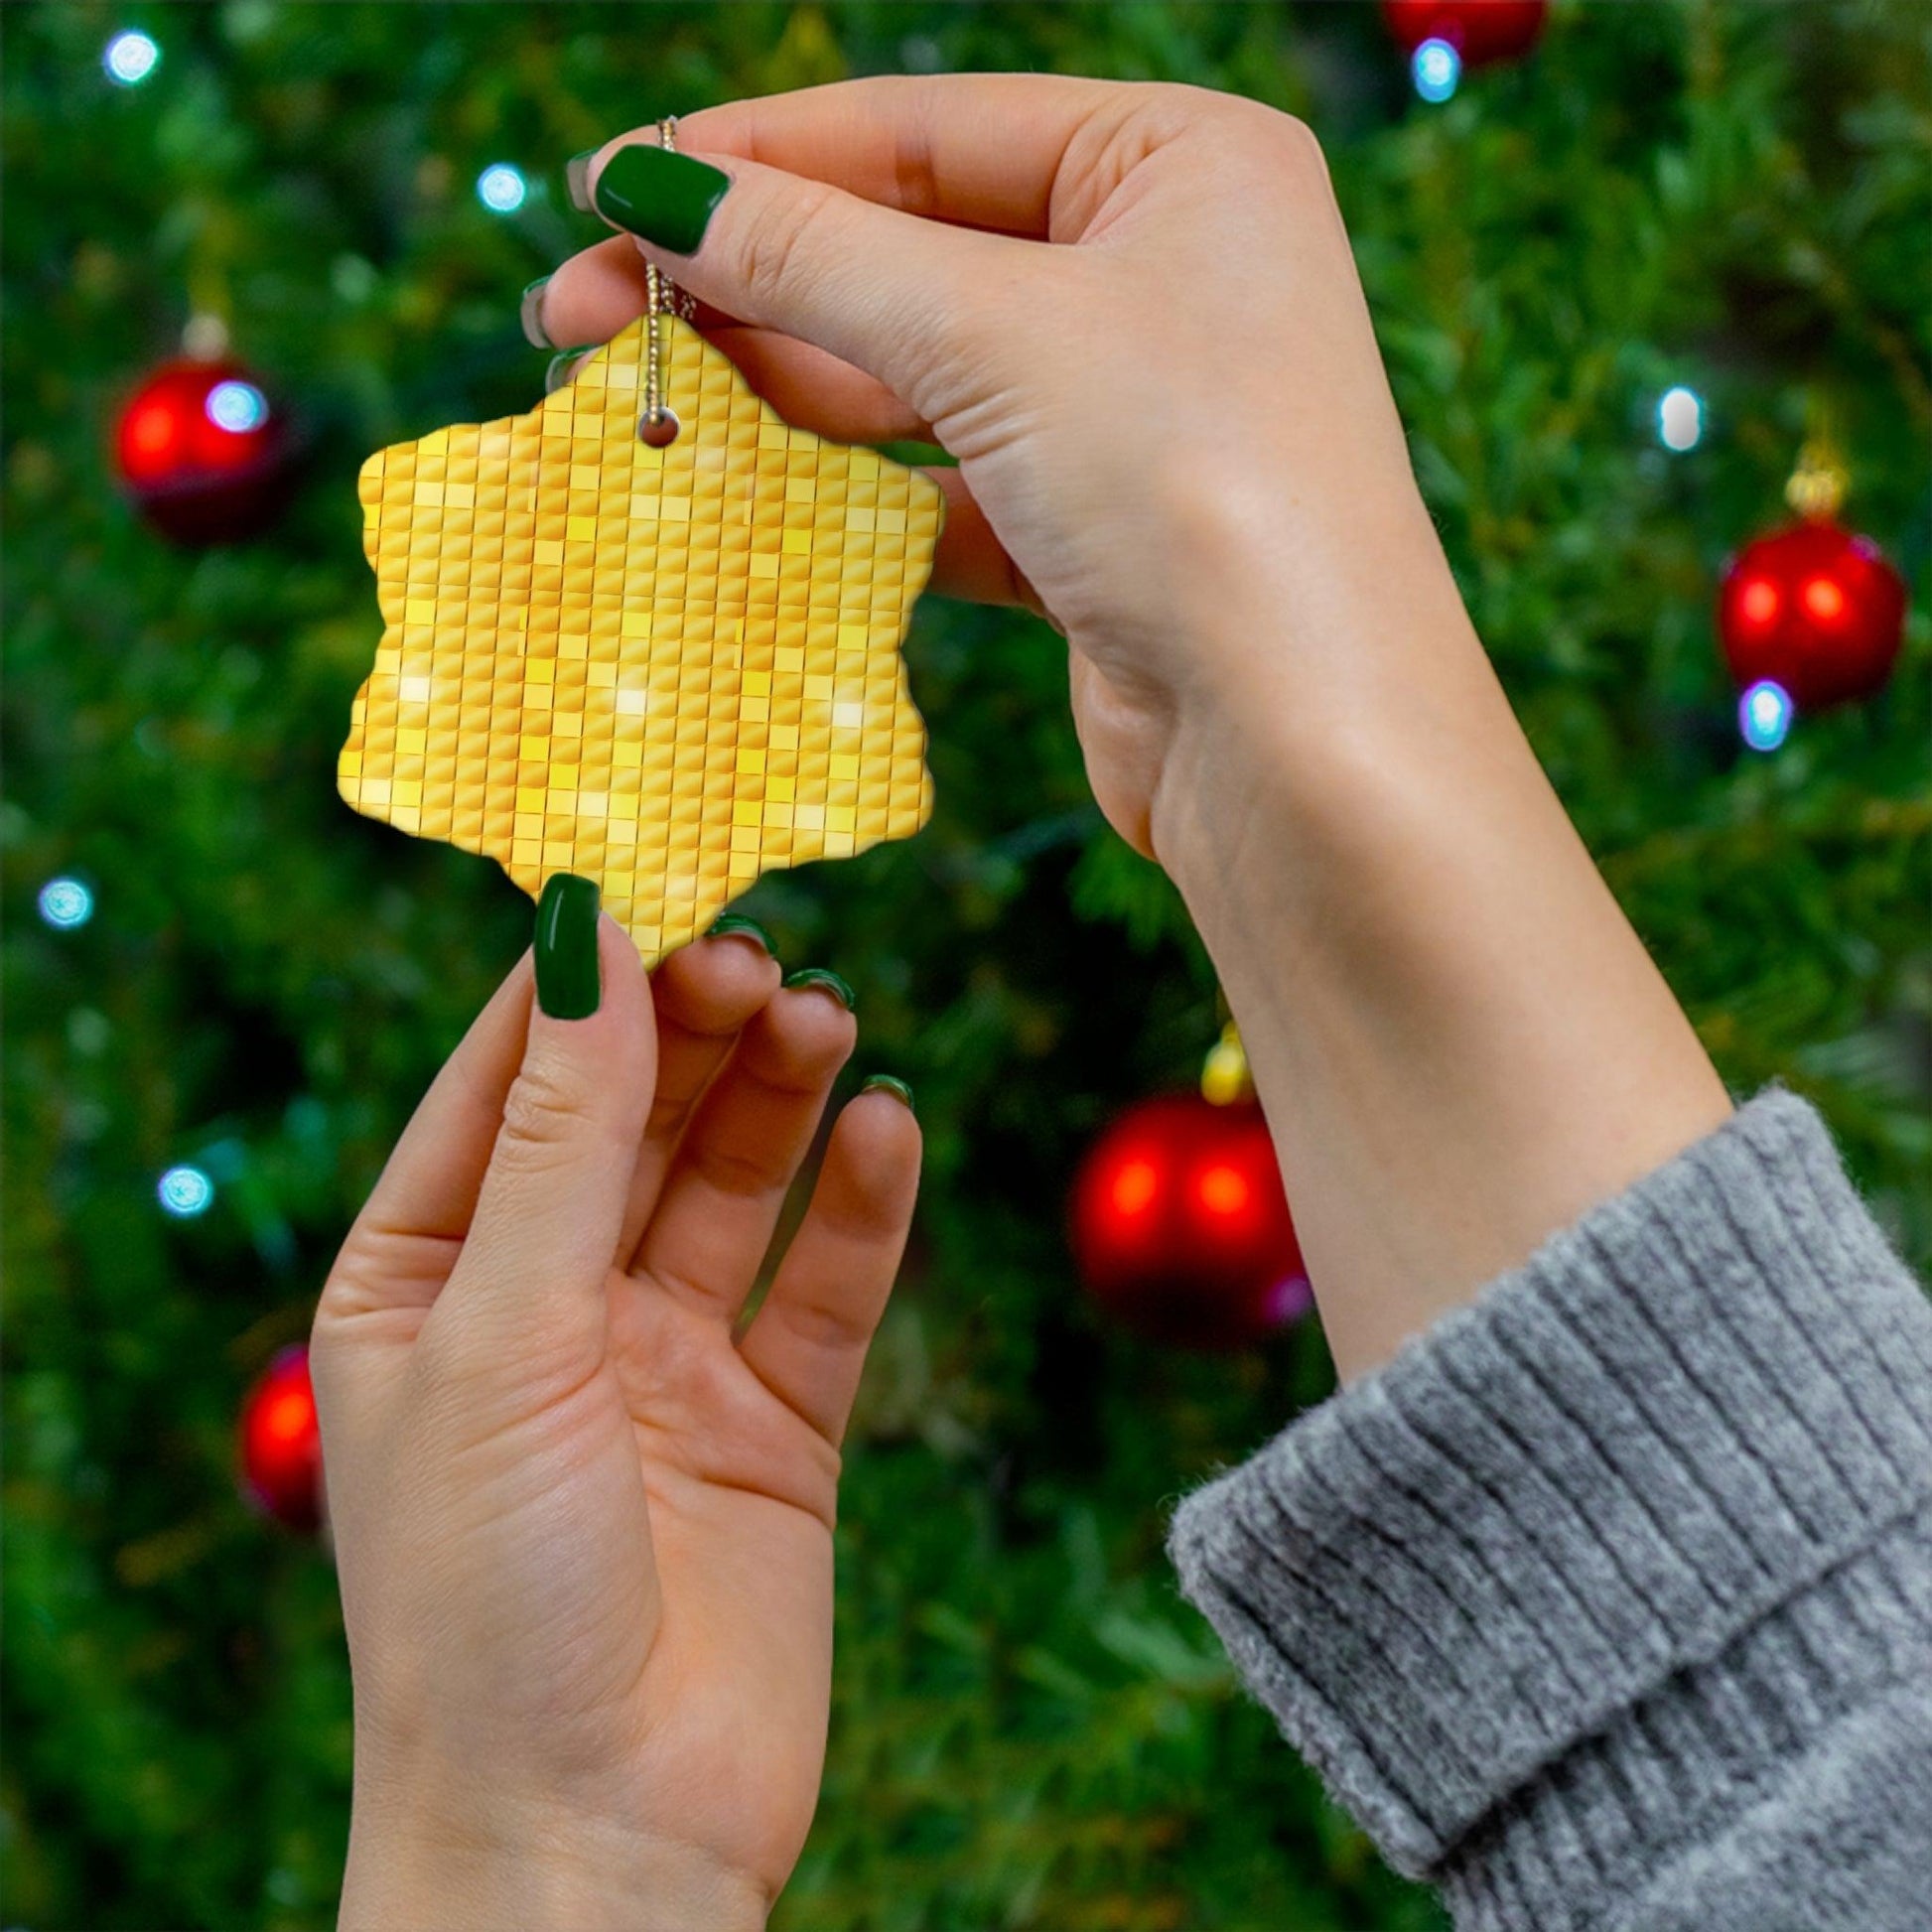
[{"x1": 640, "y1": 115, "x2": 696, "y2": 445}]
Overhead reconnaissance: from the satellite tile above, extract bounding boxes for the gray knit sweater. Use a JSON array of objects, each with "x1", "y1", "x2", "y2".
[{"x1": 1169, "y1": 1091, "x2": 1932, "y2": 1929}]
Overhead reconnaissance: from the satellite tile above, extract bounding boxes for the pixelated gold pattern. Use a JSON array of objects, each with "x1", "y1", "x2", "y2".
[{"x1": 340, "y1": 315, "x2": 942, "y2": 960}]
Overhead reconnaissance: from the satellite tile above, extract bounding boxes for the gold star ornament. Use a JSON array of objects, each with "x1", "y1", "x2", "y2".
[{"x1": 340, "y1": 315, "x2": 943, "y2": 961}]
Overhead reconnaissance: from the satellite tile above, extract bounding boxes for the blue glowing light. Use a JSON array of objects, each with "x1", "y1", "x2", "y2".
[
  {"x1": 104, "y1": 30, "x2": 160, "y2": 85},
  {"x1": 1413, "y1": 38, "x2": 1461, "y2": 103},
  {"x1": 206, "y1": 379, "x2": 269, "y2": 434},
  {"x1": 158, "y1": 1165, "x2": 215, "y2": 1217},
  {"x1": 1739, "y1": 679, "x2": 1793, "y2": 753},
  {"x1": 1657, "y1": 385, "x2": 1704, "y2": 452},
  {"x1": 38, "y1": 878, "x2": 95, "y2": 929},
  {"x1": 477, "y1": 164, "x2": 528, "y2": 213}
]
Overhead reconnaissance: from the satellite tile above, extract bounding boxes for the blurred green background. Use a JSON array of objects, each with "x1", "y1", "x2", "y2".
[{"x1": 4, "y1": 3, "x2": 1927, "y2": 1927}]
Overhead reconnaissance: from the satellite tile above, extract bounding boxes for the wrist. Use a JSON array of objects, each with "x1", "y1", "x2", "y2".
[
  {"x1": 1146, "y1": 464, "x2": 1490, "y2": 878},
  {"x1": 340, "y1": 1782, "x2": 767, "y2": 1932},
  {"x1": 1143, "y1": 515, "x2": 1728, "y2": 1379},
  {"x1": 1149, "y1": 606, "x2": 1497, "y2": 920}
]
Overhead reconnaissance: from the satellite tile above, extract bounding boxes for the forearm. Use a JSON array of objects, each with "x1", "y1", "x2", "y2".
[{"x1": 1151, "y1": 501, "x2": 1729, "y2": 1380}]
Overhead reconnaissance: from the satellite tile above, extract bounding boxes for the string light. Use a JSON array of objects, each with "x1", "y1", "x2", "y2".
[
  {"x1": 1264, "y1": 1273, "x2": 1315, "y2": 1327},
  {"x1": 157, "y1": 1165, "x2": 215, "y2": 1217},
  {"x1": 476, "y1": 163, "x2": 527, "y2": 213},
  {"x1": 206, "y1": 379, "x2": 269, "y2": 434},
  {"x1": 103, "y1": 30, "x2": 160, "y2": 86},
  {"x1": 38, "y1": 878, "x2": 94, "y2": 929},
  {"x1": 1738, "y1": 679, "x2": 1793, "y2": 753},
  {"x1": 1657, "y1": 386, "x2": 1704, "y2": 452},
  {"x1": 1413, "y1": 38, "x2": 1461, "y2": 102}
]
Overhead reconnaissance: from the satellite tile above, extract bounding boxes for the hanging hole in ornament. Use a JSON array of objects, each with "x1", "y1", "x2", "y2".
[{"x1": 638, "y1": 407, "x2": 681, "y2": 449}]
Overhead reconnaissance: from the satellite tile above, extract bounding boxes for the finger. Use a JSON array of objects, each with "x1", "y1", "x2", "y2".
[
  {"x1": 537, "y1": 249, "x2": 931, "y2": 444},
  {"x1": 617, "y1": 924, "x2": 785, "y2": 1264},
  {"x1": 583, "y1": 140, "x2": 1022, "y2": 420},
  {"x1": 437, "y1": 897, "x2": 655, "y2": 1369},
  {"x1": 319, "y1": 956, "x2": 536, "y2": 1325},
  {"x1": 629, "y1": 978, "x2": 858, "y2": 1322},
  {"x1": 697, "y1": 327, "x2": 932, "y2": 444},
  {"x1": 925, "y1": 467, "x2": 1046, "y2": 614},
  {"x1": 532, "y1": 233, "x2": 738, "y2": 344},
  {"x1": 674, "y1": 74, "x2": 1132, "y2": 237},
  {"x1": 738, "y1": 1084, "x2": 921, "y2": 1445}
]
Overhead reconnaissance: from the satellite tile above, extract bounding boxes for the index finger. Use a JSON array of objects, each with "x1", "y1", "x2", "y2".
[{"x1": 665, "y1": 72, "x2": 1130, "y2": 239}]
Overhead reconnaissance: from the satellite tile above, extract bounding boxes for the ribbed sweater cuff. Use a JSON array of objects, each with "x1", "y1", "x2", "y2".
[{"x1": 1168, "y1": 1091, "x2": 1932, "y2": 1886}]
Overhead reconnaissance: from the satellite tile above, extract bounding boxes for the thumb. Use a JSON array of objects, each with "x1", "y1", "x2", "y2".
[
  {"x1": 438, "y1": 876, "x2": 654, "y2": 1368},
  {"x1": 585, "y1": 138, "x2": 1019, "y2": 425}
]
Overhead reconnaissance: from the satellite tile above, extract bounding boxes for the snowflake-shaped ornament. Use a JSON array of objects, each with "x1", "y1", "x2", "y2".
[{"x1": 340, "y1": 315, "x2": 942, "y2": 960}]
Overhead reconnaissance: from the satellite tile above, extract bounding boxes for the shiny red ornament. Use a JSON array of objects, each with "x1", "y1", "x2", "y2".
[
  {"x1": 238, "y1": 1345, "x2": 324, "y2": 1532},
  {"x1": 114, "y1": 356, "x2": 292, "y2": 543},
  {"x1": 1718, "y1": 518, "x2": 1907, "y2": 712},
  {"x1": 1070, "y1": 1093, "x2": 1310, "y2": 1350},
  {"x1": 1382, "y1": 0, "x2": 1548, "y2": 66}
]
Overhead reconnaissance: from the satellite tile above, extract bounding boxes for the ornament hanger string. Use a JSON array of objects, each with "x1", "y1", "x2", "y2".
[{"x1": 640, "y1": 116, "x2": 695, "y2": 448}]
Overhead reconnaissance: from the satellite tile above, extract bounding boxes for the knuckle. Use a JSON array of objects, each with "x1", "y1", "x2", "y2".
[
  {"x1": 1271, "y1": 110, "x2": 1331, "y2": 182},
  {"x1": 736, "y1": 177, "x2": 843, "y2": 313},
  {"x1": 494, "y1": 1052, "x2": 599, "y2": 1166},
  {"x1": 1181, "y1": 86, "x2": 1327, "y2": 172},
  {"x1": 778, "y1": 1294, "x2": 875, "y2": 1357},
  {"x1": 693, "y1": 1136, "x2": 780, "y2": 1199}
]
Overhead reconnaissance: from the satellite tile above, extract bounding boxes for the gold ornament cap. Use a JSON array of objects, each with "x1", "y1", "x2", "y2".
[
  {"x1": 1201, "y1": 1022, "x2": 1254, "y2": 1106},
  {"x1": 1784, "y1": 439, "x2": 1849, "y2": 521}
]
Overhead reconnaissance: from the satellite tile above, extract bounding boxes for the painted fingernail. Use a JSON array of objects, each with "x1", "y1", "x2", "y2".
[
  {"x1": 782, "y1": 967, "x2": 855, "y2": 1011},
  {"x1": 706, "y1": 912, "x2": 776, "y2": 956},
  {"x1": 545, "y1": 346, "x2": 598, "y2": 394},
  {"x1": 593, "y1": 143, "x2": 731, "y2": 255},
  {"x1": 565, "y1": 149, "x2": 597, "y2": 213},
  {"x1": 519, "y1": 277, "x2": 553, "y2": 349},
  {"x1": 535, "y1": 874, "x2": 601, "y2": 1020},
  {"x1": 861, "y1": 1074, "x2": 915, "y2": 1114}
]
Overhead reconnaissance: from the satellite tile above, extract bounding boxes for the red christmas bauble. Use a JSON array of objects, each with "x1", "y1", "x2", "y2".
[
  {"x1": 1718, "y1": 518, "x2": 1907, "y2": 712},
  {"x1": 1382, "y1": 0, "x2": 1548, "y2": 66},
  {"x1": 238, "y1": 1345, "x2": 323, "y2": 1532},
  {"x1": 1070, "y1": 1094, "x2": 1310, "y2": 1350},
  {"x1": 114, "y1": 356, "x2": 292, "y2": 544}
]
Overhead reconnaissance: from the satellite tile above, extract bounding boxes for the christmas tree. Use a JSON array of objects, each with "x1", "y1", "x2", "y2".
[{"x1": 4, "y1": 5, "x2": 1926, "y2": 1927}]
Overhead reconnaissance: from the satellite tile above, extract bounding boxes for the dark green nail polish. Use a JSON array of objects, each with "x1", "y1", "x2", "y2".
[
  {"x1": 535, "y1": 874, "x2": 601, "y2": 1019},
  {"x1": 706, "y1": 912, "x2": 775, "y2": 956},
  {"x1": 783, "y1": 966, "x2": 855, "y2": 1011},
  {"x1": 593, "y1": 143, "x2": 730, "y2": 255},
  {"x1": 565, "y1": 150, "x2": 597, "y2": 213},
  {"x1": 545, "y1": 346, "x2": 598, "y2": 394},
  {"x1": 862, "y1": 1074, "x2": 915, "y2": 1114},
  {"x1": 519, "y1": 277, "x2": 552, "y2": 349}
]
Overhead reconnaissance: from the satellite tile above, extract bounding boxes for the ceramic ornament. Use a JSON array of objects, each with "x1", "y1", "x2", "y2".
[{"x1": 340, "y1": 315, "x2": 942, "y2": 960}]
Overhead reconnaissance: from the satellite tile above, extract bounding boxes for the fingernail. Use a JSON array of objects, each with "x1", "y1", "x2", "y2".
[
  {"x1": 519, "y1": 277, "x2": 553, "y2": 349},
  {"x1": 782, "y1": 966, "x2": 855, "y2": 1011},
  {"x1": 545, "y1": 346, "x2": 598, "y2": 394},
  {"x1": 861, "y1": 1074, "x2": 915, "y2": 1114},
  {"x1": 706, "y1": 912, "x2": 776, "y2": 956},
  {"x1": 565, "y1": 149, "x2": 597, "y2": 213},
  {"x1": 593, "y1": 143, "x2": 731, "y2": 255},
  {"x1": 535, "y1": 874, "x2": 601, "y2": 1019}
]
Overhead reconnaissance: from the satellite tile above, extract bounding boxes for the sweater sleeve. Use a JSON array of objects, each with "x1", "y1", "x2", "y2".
[{"x1": 1168, "y1": 1090, "x2": 1932, "y2": 1931}]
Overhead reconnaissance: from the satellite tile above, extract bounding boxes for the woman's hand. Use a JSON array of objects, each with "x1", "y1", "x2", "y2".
[
  {"x1": 537, "y1": 76, "x2": 1729, "y2": 1377},
  {"x1": 536, "y1": 74, "x2": 1430, "y2": 860},
  {"x1": 313, "y1": 903, "x2": 917, "y2": 1931}
]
